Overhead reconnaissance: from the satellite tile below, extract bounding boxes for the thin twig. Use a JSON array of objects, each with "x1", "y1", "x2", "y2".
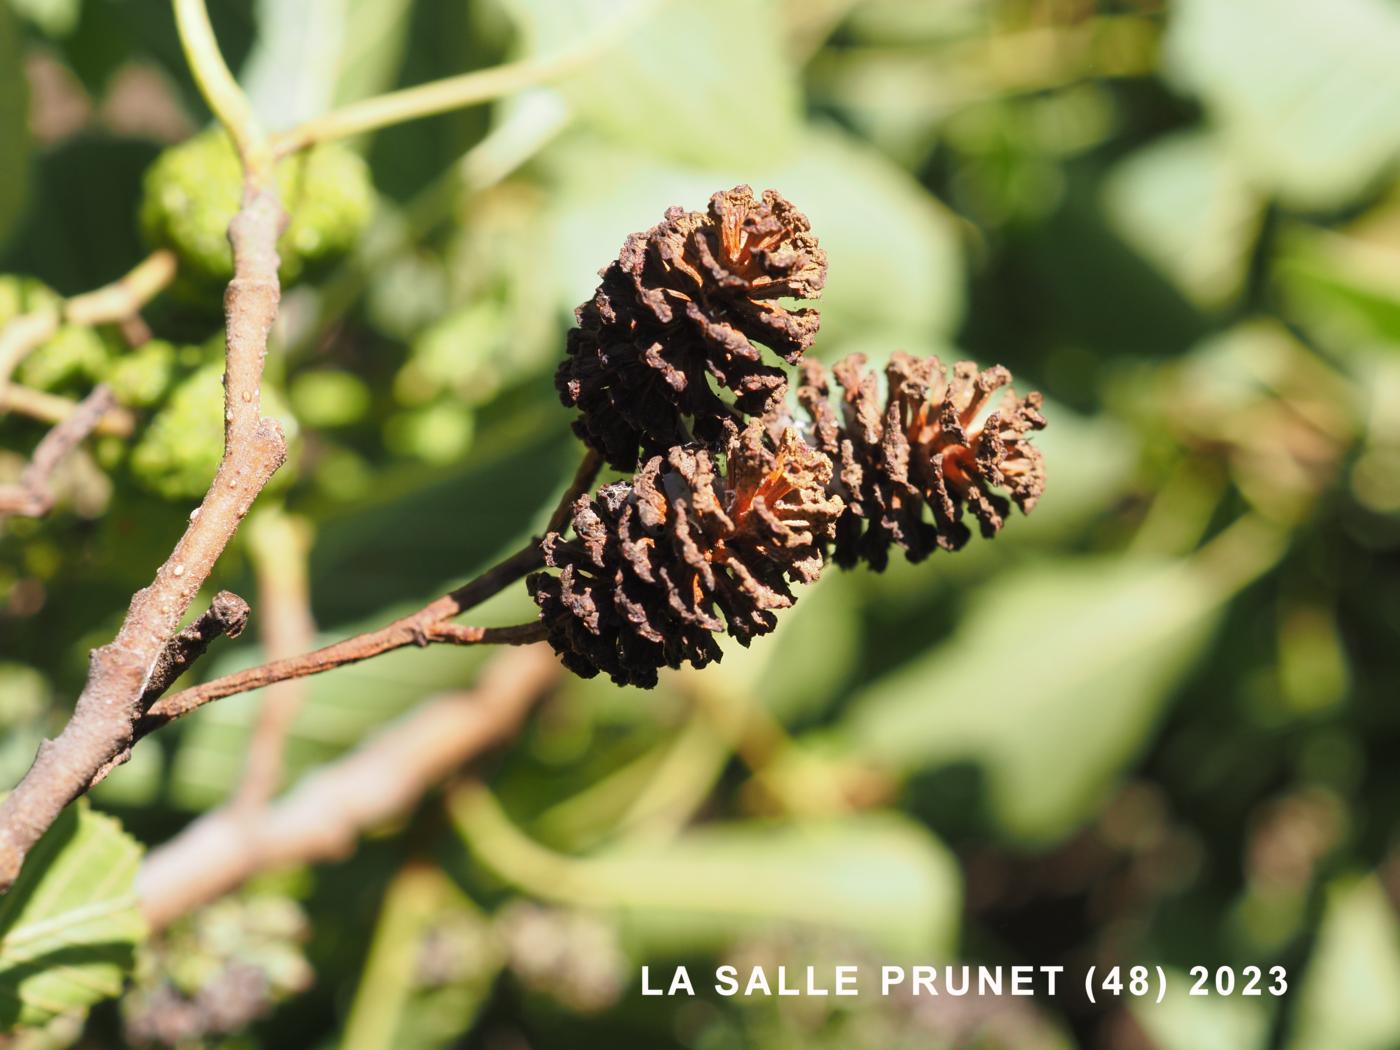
[
  {"x1": 0, "y1": 249, "x2": 176, "y2": 405},
  {"x1": 0, "y1": 386, "x2": 115, "y2": 518},
  {"x1": 172, "y1": 0, "x2": 271, "y2": 176},
  {"x1": 0, "y1": 1, "x2": 285, "y2": 891},
  {"x1": 140, "y1": 449, "x2": 599, "y2": 731},
  {"x1": 235, "y1": 510, "x2": 317, "y2": 811},
  {"x1": 268, "y1": 0, "x2": 661, "y2": 157},
  {"x1": 137, "y1": 646, "x2": 559, "y2": 929},
  {"x1": 0, "y1": 384, "x2": 134, "y2": 436},
  {"x1": 87, "y1": 591, "x2": 252, "y2": 789}
]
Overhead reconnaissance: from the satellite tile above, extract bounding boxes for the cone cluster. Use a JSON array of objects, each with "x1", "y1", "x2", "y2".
[
  {"x1": 530, "y1": 425, "x2": 841, "y2": 687},
  {"x1": 556, "y1": 186, "x2": 827, "y2": 470},
  {"x1": 536, "y1": 187, "x2": 1047, "y2": 686}
]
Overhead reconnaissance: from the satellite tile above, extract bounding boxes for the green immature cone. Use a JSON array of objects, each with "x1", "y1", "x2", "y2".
[
  {"x1": 0, "y1": 274, "x2": 110, "y2": 393},
  {"x1": 129, "y1": 361, "x2": 296, "y2": 500},
  {"x1": 139, "y1": 130, "x2": 375, "y2": 296}
]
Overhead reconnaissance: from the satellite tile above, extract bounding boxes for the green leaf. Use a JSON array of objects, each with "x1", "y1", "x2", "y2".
[
  {"x1": 242, "y1": 0, "x2": 415, "y2": 133},
  {"x1": 6, "y1": 0, "x2": 79, "y2": 37},
  {"x1": 455, "y1": 791, "x2": 960, "y2": 958},
  {"x1": 502, "y1": 0, "x2": 800, "y2": 169},
  {"x1": 1165, "y1": 0, "x2": 1400, "y2": 210},
  {"x1": 608, "y1": 817, "x2": 960, "y2": 958},
  {"x1": 1274, "y1": 210, "x2": 1400, "y2": 353},
  {"x1": 0, "y1": 2, "x2": 31, "y2": 249},
  {"x1": 343, "y1": 868, "x2": 499, "y2": 1050},
  {"x1": 1133, "y1": 968, "x2": 1270, "y2": 1050},
  {"x1": 1287, "y1": 875, "x2": 1400, "y2": 1050},
  {"x1": 546, "y1": 123, "x2": 964, "y2": 351},
  {"x1": 0, "y1": 801, "x2": 146, "y2": 1030},
  {"x1": 837, "y1": 557, "x2": 1228, "y2": 843},
  {"x1": 1103, "y1": 130, "x2": 1264, "y2": 310}
]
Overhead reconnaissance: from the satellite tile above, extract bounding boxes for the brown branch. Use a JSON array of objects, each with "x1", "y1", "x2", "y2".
[
  {"x1": 139, "y1": 449, "x2": 600, "y2": 732},
  {"x1": 87, "y1": 591, "x2": 252, "y2": 789},
  {"x1": 0, "y1": 385, "x2": 115, "y2": 518},
  {"x1": 142, "y1": 590, "x2": 252, "y2": 703},
  {"x1": 1, "y1": 383, "x2": 134, "y2": 436},
  {"x1": 137, "y1": 646, "x2": 559, "y2": 929},
  {"x1": 0, "y1": 185, "x2": 287, "y2": 891}
]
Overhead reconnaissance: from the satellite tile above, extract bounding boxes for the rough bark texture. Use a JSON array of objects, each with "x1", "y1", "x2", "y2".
[
  {"x1": 0, "y1": 189, "x2": 288, "y2": 892},
  {"x1": 556, "y1": 186, "x2": 827, "y2": 469},
  {"x1": 797, "y1": 351, "x2": 1047, "y2": 570},
  {"x1": 529, "y1": 422, "x2": 842, "y2": 688}
]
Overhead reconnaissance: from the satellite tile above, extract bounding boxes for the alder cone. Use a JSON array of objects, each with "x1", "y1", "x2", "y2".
[
  {"x1": 528, "y1": 424, "x2": 842, "y2": 688},
  {"x1": 798, "y1": 351, "x2": 1047, "y2": 570},
  {"x1": 556, "y1": 186, "x2": 827, "y2": 470}
]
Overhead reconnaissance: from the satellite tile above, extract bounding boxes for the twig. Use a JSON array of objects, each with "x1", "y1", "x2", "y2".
[
  {"x1": 87, "y1": 591, "x2": 252, "y2": 789},
  {"x1": 0, "y1": 385, "x2": 115, "y2": 518},
  {"x1": 234, "y1": 510, "x2": 317, "y2": 810},
  {"x1": 0, "y1": 384, "x2": 134, "y2": 436},
  {"x1": 172, "y1": 0, "x2": 271, "y2": 176},
  {"x1": 140, "y1": 449, "x2": 599, "y2": 731},
  {"x1": 0, "y1": 249, "x2": 176, "y2": 404},
  {"x1": 0, "y1": 0, "x2": 285, "y2": 892},
  {"x1": 268, "y1": 0, "x2": 661, "y2": 157},
  {"x1": 142, "y1": 590, "x2": 252, "y2": 702},
  {"x1": 137, "y1": 646, "x2": 559, "y2": 929}
]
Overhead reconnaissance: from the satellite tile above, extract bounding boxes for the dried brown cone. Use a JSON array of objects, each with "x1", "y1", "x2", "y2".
[
  {"x1": 797, "y1": 351, "x2": 1047, "y2": 570},
  {"x1": 527, "y1": 424, "x2": 843, "y2": 688},
  {"x1": 556, "y1": 186, "x2": 827, "y2": 470}
]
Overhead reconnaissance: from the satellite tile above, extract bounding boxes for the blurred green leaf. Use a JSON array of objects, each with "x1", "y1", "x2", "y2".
[
  {"x1": 1287, "y1": 876, "x2": 1400, "y2": 1050},
  {"x1": 547, "y1": 123, "x2": 964, "y2": 350},
  {"x1": 243, "y1": 0, "x2": 415, "y2": 134},
  {"x1": 7, "y1": 0, "x2": 80, "y2": 37},
  {"x1": 343, "y1": 867, "x2": 499, "y2": 1050},
  {"x1": 1166, "y1": 0, "x2": 1400, "y2": 209},
  {"x1": 0, "y1": 2, "x2": 30, "y2": 250},
  {"x1": 456, "y1": 790, "x2": 959, "y2": 958},
  {"x1": 0, "y1": 801, "x2": 145, "y2": 1030},
  {"x1": 503, "y1": 0, "x2": 799, "y2": 170},
  {"x1": 1275, "y1": 210, "x2": 1400, "y2": 353},
  {"x1": 838, "y1": 557, "x2": 1227, "y2": 843},
  {"x1": 1104, "y1": 130, "x2": 1264, "y2": 310},
  {"x1": 612, "y1": 818, "x2": 961, "y2": 958},
  {"x1": 1134, "y1": 968, "x2": 1270, "y2": 1050}
]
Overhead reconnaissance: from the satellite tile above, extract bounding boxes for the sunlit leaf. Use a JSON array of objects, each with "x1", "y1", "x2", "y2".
[
  {"x1": 1134, "y1": 968, "x2": 1271, "y2": 1050},
  {"x1": 502, "y1": 0, "x2": 800, "y2": 169},
  {"x1": 1104, "y1": 130, "x2": 1264, "y2": 310},
  {"x1": 1287, "y1": 876, "x2": 1400, "y2": 1050},
  {"x1": 546, "y1": 123, "x2": 964, "y2": 350},
  {"x1": 456, "y1": 791, "x2": 959, "y2": 958},
  {"x1": 0, "y1": 801, "x2": 145, "y2": 1030},
  {"x1": 1166, "y1": 0, "x2": 1400, "y2": 209},
  {"x1": 838, "y1": 557, "x2": 1228, "y2": 843}
]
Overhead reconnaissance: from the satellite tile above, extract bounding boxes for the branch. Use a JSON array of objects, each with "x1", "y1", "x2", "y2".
[
  {"x1": 268, "y1": 0, "x2": 661, "y2": 156},
  {"x1": 0, "y1": 384, "x2": 134, "y2": 435},
  {"x1": 0, "y1": 2, "x2": 286, "y2": 891},
  {"x1": 137, "y1": 646, "x2": 559, "y2": 929},
  {"x1": 0, "y1": 249, "x2": 176, "y2": 406},
  {"x1": 86, "y1": 591, "x2": 252, "y2": 789},
  {"x1": 172, "y1": 0, "x2": 271, "y2": 176},
  {"x1": 141, "y1": 449, "x2": 599, "y2": 730},
  {"x1": 0, "y1": 385, "x2": 115, "y2": 518}
]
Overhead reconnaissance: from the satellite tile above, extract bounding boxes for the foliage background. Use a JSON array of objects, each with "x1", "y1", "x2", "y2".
[{"x1": 3, "y1": 0, "x2": 1400, "y2": 1047}]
